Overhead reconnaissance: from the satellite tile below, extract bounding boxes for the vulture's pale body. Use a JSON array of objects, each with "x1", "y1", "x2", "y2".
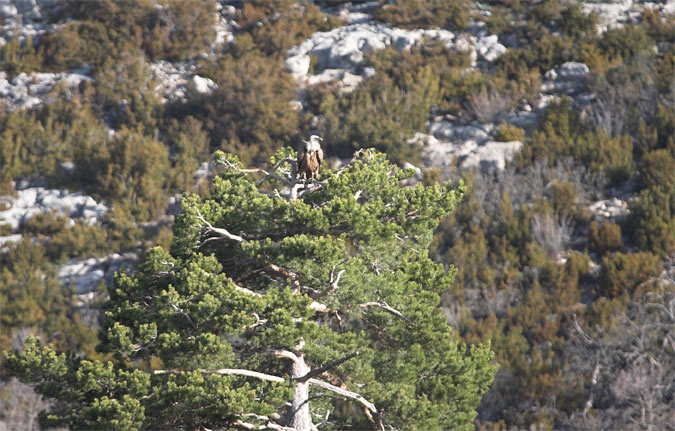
[{"x1": 297, "y1": 135, "x2": 323, "y2": 180}]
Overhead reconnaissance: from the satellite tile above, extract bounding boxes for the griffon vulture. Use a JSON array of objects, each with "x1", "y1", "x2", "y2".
[{"x1": 297, "y1": 135, "x2": 323, "y2": 180}]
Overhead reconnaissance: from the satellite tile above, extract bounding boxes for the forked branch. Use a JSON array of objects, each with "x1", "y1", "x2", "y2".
[{"x1": 195, "y1": 208, "x2": 245, "y2": 243}]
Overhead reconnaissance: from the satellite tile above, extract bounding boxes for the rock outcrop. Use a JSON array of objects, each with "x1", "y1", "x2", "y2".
[
  {"x1": 285, "y1": 21, "x2": 506, "y2": 87},
  {"x1": 410, "y1": 132, "x2": 522, "y2": 172},
  {"x1": 583, "y1": 0, "x2": 675, "y2": 33},
  {"x1": 0, "y1": 68, "x2": 92, "y2": 112},
  {"x1": 541, "y1": 62, "x2": 591, "y2": 96},
  {"x1": 0, "y1": 186, "x2": 109, "y2": 231},
  {"x1": 58, "y1": 252, "x2": 138, "y2": 295}
]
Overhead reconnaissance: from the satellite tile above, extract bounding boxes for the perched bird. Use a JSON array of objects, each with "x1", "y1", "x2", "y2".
[{"x1": 297, "y1": 135, "x2": 323, "y2": 181}]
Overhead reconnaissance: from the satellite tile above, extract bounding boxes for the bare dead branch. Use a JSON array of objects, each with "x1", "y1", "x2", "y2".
[
  {"x1": 150, "y1": 368, "x2": 284, "y2": 383},
  {"x1": 360, "y1": 301, "x2": 416, "y2": 327},
  {"x1": 170, "y1": 303, "x2": 196, "y2": 329},
  {"x1": 307, "y1": 378, "x2": 383, "y2": 431},
  {"x1": 195, "y1": 208, "x2": 245, "y2": 243},
  {"x1": 232, "y1": 418, "x2": 295, "y2": 431},
  {"x1": 272, "y1": 349, "x2": 300, "y2": 362},
  {"x1": 239, "y1": 264, "x2": 303, "y2": 291},
  {"x1": 232, "y1": 278, "x2": 331, "y2": 314}
]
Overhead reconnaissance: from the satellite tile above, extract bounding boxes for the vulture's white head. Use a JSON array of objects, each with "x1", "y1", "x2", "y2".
[{"x1": 303, "y1": 135, "x2": 323, "y2": 153}]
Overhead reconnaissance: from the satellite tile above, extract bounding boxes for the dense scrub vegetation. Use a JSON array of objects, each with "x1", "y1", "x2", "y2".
[{"x1": 1, "y1": 0, "x2": 674, "y2": 430}]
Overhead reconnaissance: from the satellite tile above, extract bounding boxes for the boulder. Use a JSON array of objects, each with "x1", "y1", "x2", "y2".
[
  {"x1": 285, "y1": 54, "x2": 311, "y2": 76},
  {"x1": 542, "y1": 62, "x2": 589, "y2": 95},
  {"x1": 588, "y1": 197, "x2": 630, "y2": 220},
  {"x1": 474, "y1": 34, "x2": 506, "y2": 62},
  {"x1": 427, "y1": 120, "x2": 491, "y2": 143},
  {"x1": 190, "y1": 75, "x2": 217, "y2": 94},
  {"x1": 459, "y1": 141, "x2": 523, "y2": 172},
  {"x1": 0, "y1": 1, "x2": 17, "y2": 19}
]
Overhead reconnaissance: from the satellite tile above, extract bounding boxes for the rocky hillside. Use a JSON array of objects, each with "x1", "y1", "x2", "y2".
[{"x1": 1, "y1": 1, "x2": 674, "y2": 430}]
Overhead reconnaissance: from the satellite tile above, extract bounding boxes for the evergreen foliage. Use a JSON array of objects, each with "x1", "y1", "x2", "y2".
[{"x1": 5, "y1": 150, "x2": 496, "y2": 430}]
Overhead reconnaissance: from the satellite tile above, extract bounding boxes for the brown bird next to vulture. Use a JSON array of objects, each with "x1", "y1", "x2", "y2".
[{"x1": 297, "y1": 135, "x2": 323, "y2": 181}]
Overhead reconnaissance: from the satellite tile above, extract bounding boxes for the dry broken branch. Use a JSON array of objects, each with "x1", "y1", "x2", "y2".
[
  {"x1": 150, "y1": 368, "x2": 285, "y2": 383},
  {"x1": 307, "y1": 378, "x2": 383, "y2": 431},
  {"x1": 360, "y1": 301, "x2": 416, "y2": 327},
  {"x1": 195, "y1": 208, "x2": 245, "y2": 243}
]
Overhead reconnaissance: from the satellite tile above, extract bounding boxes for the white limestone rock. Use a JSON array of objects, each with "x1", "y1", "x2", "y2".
[
  {"x1": 0, "y1": 187, "x2": 109, "y2": 231},
  {"x1": 588, "y1": 197, "x2": 630, "y2": 220},
  {"x1": 58, "y1": 252, "x2": 138, "y2": 294},
  {"x1": 305, "y1": 68, "x2": 364, "y2": 94},
  {"x1": 419, "y1": 128, "x2": 522, "y2": 172},
  {"x1": 286, "y1": 23, "x2": 456, "y2": 75},
  {"x1": 190, "y1": 75, "x2": 217, "y2": 94},
  {"x1": 427, "y1": 120, "x2": 492, "y2": 144},
  {"x1": 0, "y1": 69, "x2": 92, "y2": 112},
  {"x1": 0, "y1": 1, "x2": 17, "y2": 18},
  {"x1": 542, "y1": 62, "x2": 590, "y2": 95},
  {"x1": 459, "y1": 141, "x2": 523, "y2": 172},
  {"x1": 285, "y1": 54, "x2": 311, "y2": 77},
  {"x1": 150, "y1": 61, "x2": 222, "y2": 103},
  {"x1": 474, "y1": 34, "x2": 507, "y2": 62},
  {"x1": 0, "y1": 234, "x2": 22, "y2": 248}
]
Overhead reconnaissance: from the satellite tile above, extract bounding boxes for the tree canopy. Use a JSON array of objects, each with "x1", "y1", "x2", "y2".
[{"x1": 5, "y1": 149, "x2": 496, "y2": 431}]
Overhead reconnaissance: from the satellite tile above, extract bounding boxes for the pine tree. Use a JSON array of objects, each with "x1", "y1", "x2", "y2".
[{"x1": 5, "y1": 149, "x2": 496, "y2": 431}]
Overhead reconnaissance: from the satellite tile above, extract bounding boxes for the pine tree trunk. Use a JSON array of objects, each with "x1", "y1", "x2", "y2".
[{"x1": 290, "y1": 353, "x2": 314, "y2": 431}]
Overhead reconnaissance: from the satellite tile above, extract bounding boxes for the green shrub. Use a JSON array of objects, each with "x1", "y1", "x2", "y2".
[
  {"x1": 547, "y1": 181, "x2": 576, "y2": 216},
  {"x1": 374, "y1": 0, "x2": 470, "y2": 31},
  {"x1": 597, "y1": 24, "x2": 655, "y2": 64},
  {"x1": 494, "y1": 121, "x2": 525, "y2": 142},
  {"x1": 39, "y1": 21, "x2": 117, "y2": 71},
  {"x1": 558, "y1": 2, "x2": 598, "y2": 39},
  {"x1": 638, "y1": 149, "x2": 675, "y2": 190},
  {"x1": 0, "y1": 96, "x2": 107, "y2": 185},
  {"x1": 0, "y1": 36, "x2": 44, "y2": 76},
  {"x1": 517, "y1": 99, "x2": 633, "y2": 183},
  {"x1": 0, "y1": 241, "x2": 98, "y2": 354},
  {"x1": 315, "y1": 72, "x2": 434, "y2": 164},
  {"x1": 59, "y1": 0, "x2": 216, "y2": 62},
  {"x1": 169, "y1": 53, "x2": 300, "y2": 165},
  {"x1": 642, "y1": 8, "x2": 675, "y2": 43},
  {"x1": 589, "y1": 221, "x2": 622, "y2": 255},
  {"x1": 599, "y1": 252, "x2": 661, "y2": 298},
  {"x1": 86, "y1": 129, "x2": 169, "y2": 221},
  {"x1": 89, "y1": 51, "x2": 160, "y2": 133},
  {"x1": 238, "y1": 1, "x2": 341, "y2": 57},
  {"x1": 163, "y1": 116, "x2": 210, "y2": 192},
  {"x1": 629, "y1": 185, "x2": 675, "y2": 258}
]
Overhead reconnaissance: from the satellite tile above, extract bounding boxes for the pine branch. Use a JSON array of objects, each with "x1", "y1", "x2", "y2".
[
  {"x1": 195, "y1": 208, "x2": 245, "y2": 243},
  {"x1": 307, "y1": 378, "x2": 383, "y2": 431},
  {"x1": 294, "y1": 349, "x2": 361, "y2": 383},
  {"x1": 232, "y1": 418, "x2": 295, "y2": 431},
  {"x1": 149, "y1": 368, "x2": 284, "y2": 383},
  {"x1": 360, "y1": 301, "x2": 416, "y2": 327}
]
